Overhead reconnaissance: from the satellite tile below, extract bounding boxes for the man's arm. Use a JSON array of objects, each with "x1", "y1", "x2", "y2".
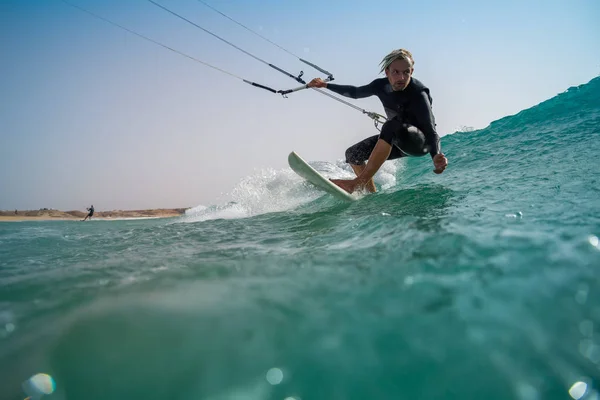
[
  {"x1": 412, "y1": 91, "x2": 441, "y2": 158},
  {"x1": 325, "y1": 80, "x2": 378, "y2": 99},
  {"x1": 307, "y1": 78, "x2": 378, "y2": 99}
]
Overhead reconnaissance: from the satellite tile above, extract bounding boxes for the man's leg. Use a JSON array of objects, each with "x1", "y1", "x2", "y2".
[
  {"x1": 355, "y1": 119, "x2": 431, "y2": 187},
  {"x1": 344, "y1": 134, "x2": 404, "y2": 193},
  {"x1": 345, "y1": 135, "x2": 380, "y2": 192},
  {"x1": 353, "y1": 139, "x2": 393, "y2": 189}
]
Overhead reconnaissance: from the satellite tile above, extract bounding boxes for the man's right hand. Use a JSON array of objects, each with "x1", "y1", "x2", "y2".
[
  {"x1": 433, "y1": 153, "x2": 448, "y2": 174},
  {"x1": 307, "y1": 78, "x2": 328, "y2": 88}
]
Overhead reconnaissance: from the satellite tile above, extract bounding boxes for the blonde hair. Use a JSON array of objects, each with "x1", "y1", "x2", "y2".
[{"x1": 379, "y1": 49, "x2": 414, "y2": 73}]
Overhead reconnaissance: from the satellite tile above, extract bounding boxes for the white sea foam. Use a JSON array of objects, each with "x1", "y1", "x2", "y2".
[{"x1": 181, "y1": 156, "x2": 399, "y2": 223}]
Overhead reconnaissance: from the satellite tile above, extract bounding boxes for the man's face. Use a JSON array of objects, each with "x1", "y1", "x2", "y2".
[{"x1": 385, "y1": 58, "x2": 413, "y2": 91}]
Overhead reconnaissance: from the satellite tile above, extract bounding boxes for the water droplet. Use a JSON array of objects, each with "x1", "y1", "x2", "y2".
[
  {"x1": 5, "y1": 323, "x2": 15, "y2": 333},
  {"x1": 266, "y1": 368, "x2": 283, "y2": 385},
  {"x1": 575, "y1": 283, "x2": 589, "y2": 305},
  {"x1": 569, "y1": 381, "x2": 587, "y2": 399},
  {"x1": 588, "y1": 235, "x2": 599, "y2": 250},
  {"x1": 579, "y1": 339, "x2": 593, "y2": 355},
  {"x1": 515, "y1": 381, "x2": 538, "y2": 400},
  {"x1": 22, "y1": 373, "x2": 56, "y2": 397},
  {"x1": 575, "y1": 290, "x2": 588, "y2": 305},
  {"x1": 579, "y1": 339, "x2": 600, "y2": 363},
  {"x1": 505, "y1": 211, "x2": 523, "y2": 218},
  {"x1": 579, "y1": 320, "x2": 594, "y2": 337}
]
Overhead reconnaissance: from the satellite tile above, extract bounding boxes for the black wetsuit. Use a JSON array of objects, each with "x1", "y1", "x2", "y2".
[
  {"x1": 326, "y1": 77, "x2": 441, "y2": 164},
  {"x1": 87, "y1": 206, "x2": 94, "y2": 217}
]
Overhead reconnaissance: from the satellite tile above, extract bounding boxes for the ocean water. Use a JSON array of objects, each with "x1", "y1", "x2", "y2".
[{"x1": 1, "y1": 76, "x2": 599, "y2": 400}]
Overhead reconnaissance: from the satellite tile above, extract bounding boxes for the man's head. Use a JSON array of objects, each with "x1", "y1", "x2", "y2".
[{"x1": 380, "y1": 49, "x2": 414, "y2": 91}]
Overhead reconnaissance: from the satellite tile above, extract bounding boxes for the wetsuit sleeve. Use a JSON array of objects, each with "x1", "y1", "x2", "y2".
[
  {"x1": 412, "y1": 91, "x2": 441, "y2": 158},
  {"x1": 325, "y1": 80, "x2": 377, "y2": 99}
]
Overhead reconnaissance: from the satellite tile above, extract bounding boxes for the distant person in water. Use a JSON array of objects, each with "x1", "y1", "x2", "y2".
[
  {"x1": 306, "y1": 48, "x2": 448, "y2": 194},
  {"x1": 82, "y1": 205, "x2": 94, "y2": 221}
]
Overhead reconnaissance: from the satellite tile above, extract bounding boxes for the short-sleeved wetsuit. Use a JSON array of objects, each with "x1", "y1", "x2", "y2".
[{"x1": 326, "y1": 77, "x2": 441, "y2": 164}]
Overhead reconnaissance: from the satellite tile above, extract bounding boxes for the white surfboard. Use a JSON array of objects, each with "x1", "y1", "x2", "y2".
[{"x1": 288, "y1": 151, "x2": 356, "y2": 202}]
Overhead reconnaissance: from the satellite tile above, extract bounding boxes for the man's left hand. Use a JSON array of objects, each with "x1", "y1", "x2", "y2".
[{"x1": 433, "y1": 153, "x2": 448, "y2": 174}]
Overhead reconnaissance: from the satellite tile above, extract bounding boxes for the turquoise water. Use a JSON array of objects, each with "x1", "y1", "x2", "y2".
[{"x1": 1, "y1": 77, "x2": 600, "y2": 400}]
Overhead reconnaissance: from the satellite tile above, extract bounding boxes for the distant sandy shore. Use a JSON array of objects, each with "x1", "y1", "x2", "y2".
[{"x1": 0, "y1": 208, "x2": 188, "y2": 222}]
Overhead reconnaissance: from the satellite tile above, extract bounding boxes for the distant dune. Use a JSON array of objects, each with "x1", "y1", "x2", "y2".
[{"x1": 0, "y1": 208, "x2": 188, "y2": 221}]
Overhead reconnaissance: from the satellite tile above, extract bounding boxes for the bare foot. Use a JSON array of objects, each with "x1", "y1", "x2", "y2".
[{"x1": 330, "y1": 178, "x2": 359, "y2": 194}]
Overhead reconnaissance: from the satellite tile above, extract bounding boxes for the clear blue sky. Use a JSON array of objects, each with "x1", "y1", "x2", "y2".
[{"x1": 1, "y1": 0, "x2": 599, "y2": 211}]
